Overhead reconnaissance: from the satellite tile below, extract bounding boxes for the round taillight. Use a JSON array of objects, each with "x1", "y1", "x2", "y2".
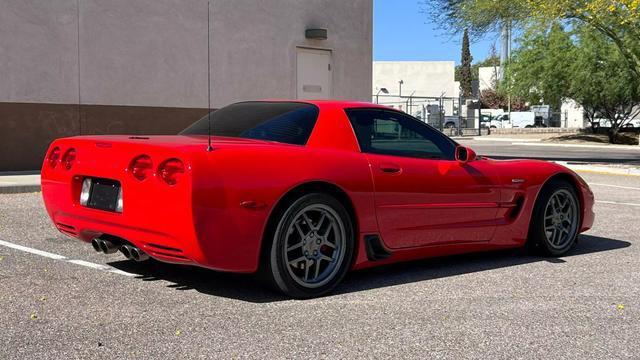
[
  {"x1": 62, "y1": 148, "x2": 76, "y2": 170},
  {"x1": 48, "y1": 147, "x2": 61, "y2": 168},
  {"x1": 158, "y1": 158, "x2": 185, "y2": 186},
  {"x1": 130, "y1": 155, "x2": 153, "y2": 181}
]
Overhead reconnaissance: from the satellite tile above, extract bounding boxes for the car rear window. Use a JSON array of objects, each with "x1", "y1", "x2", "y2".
[{"x1": 180, "y1": 102, "x2": 319, "y2": 145}]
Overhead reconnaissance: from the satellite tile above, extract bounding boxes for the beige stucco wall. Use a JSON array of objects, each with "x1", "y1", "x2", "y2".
[{"x1": 0, "y1": 0, "x2": 373, "y2": 108}]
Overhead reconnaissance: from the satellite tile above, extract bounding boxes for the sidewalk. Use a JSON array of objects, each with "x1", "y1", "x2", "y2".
[{"x1": 0, "y1": 173, "x2": 41, "y2": 194}]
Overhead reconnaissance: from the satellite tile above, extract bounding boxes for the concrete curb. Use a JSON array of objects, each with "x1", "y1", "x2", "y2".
[
  {"x1": 514, "y1": 142, "x2": 640, "y2": 150},
  {"x1": 0, "y1": 185, "x2": 41, "y2": 194},
  {"x1": 470, "y1": 137, "x2": 542, "y2": 142},
  {"x1": 0, "y1": 174, "x2": 41, "y2": 194}
]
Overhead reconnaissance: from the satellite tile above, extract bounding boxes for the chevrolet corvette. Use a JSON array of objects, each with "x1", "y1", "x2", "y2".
[{"x1": 41, "y1": 101, "x2": 595, "y2": 298}]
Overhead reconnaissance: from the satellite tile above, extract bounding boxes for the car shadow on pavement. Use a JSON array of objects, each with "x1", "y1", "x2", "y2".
[{"x1": 107, "y1": 234, "x2": 629, "y2": 303}]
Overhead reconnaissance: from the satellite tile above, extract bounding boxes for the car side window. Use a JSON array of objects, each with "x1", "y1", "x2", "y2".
[{"x1": 345, "y1": 109, "x2": 456, "y2": 160}]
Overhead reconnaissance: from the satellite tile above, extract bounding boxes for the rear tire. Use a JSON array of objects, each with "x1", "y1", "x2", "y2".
[
  {"x1": 263, "y1": 193, "x2": 354, "y2": 298},
  {"x1": 528, "y1": 179, "x2": 581, "y2": 256}
]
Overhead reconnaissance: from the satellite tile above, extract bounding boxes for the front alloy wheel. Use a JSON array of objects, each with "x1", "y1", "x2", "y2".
[
  {"x1": 543, "y1": 189, "x2": 579, "y2": 251},
  {"x1": 529, "y1": 180, "x2": 581, "y2": 256}
]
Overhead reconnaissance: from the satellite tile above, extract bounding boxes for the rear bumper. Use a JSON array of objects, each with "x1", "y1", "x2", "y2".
[
  {"x1": 42, "y1": 170, "x2": 207, "y2": 266},
  {"x1": 52, "y1": 210, "x2": 195, "y2": 265},
  {"x1": 43, "y1": 173, "x2": 264, "y2": 273},
  {"x1": 40, "y1": 136, "x2": 273, "y2": 273},
  {"x1": 39, "y1": 136, "x2": 218, "y2": 269}
]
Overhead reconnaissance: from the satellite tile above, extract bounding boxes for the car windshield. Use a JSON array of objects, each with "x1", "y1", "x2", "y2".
[{"x1": 180, "y1": 102, "x2": 319, "y2": 145}]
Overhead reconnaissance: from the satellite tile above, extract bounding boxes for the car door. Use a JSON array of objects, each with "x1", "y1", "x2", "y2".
[{"x1": 345, "y1": 109, "x2": 502, "y2": 249}]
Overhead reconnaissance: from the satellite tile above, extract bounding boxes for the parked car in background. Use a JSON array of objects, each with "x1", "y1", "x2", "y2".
[
  {"x1": 489, "y1": 112, "x2": 547, "y2": 128},
  {"x1": 443, "y1": 116, "x2": 462, "y2": 129}
]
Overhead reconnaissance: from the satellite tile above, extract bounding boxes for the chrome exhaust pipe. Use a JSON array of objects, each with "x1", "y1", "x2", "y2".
[
  {"x1": 130, "y1": 247, "x2": 150, "y2": 262},
  {"x1": 92, "y1": 238, "x2": 119, "y2": 254},
  {"x1": 91, "y1": 238, "x2": 101, "y2": 252},
  {"x1": 98, "y1": 238, "x2": 119, "y2": 254},
  {"x1": 120, "y1": 245, "x2": 134, "y2": 260}
]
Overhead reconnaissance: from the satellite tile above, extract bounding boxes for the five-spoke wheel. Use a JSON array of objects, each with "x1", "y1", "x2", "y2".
[
  {"x1": 543, "y1": 189, "x2": 579, "y2": 250},
  {"x1": 529, "y1": 180, "x2": 581, "y2": 256},
  {"x1": 264, "y1": 193, "x2": 354, "y2": 298}
]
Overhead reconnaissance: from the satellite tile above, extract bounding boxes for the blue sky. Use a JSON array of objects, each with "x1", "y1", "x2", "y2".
[{"x1": 374, "y1": 0, "x2": 498, "y2": 64}]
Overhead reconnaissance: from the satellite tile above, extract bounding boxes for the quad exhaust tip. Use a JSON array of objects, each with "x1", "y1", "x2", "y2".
[
  {"x1": 120, "y1": 244, "x2": 133, "y2": 259},
  {"x1": 91, "y1": 238, "x2": 119, "y2": 254},
  {"x1": 130, "y1": 246, "x2": 150, "y2": 262},
  {"x1": 119, "y1": 244, "x2": 149, "y2": 262},
  {"x1": 92, "y1": 238, "x2": 150, "y2": 262}
]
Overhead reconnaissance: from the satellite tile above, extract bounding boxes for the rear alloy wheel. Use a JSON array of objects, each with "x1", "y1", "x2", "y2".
[
  {"x1": 528, "y1": 180, "x2": 580, "y2": 256},
  {"x1": 266, "y1": 193, "x2": 354, "y2": 298}
]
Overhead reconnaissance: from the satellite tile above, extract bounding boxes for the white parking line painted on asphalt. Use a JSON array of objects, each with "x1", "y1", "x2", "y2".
[
  {"x1": 590, "y1": 183, "x2": 640, "y2": 191},
  {"x1": 0, "y1": 239, "x2": 66, "y2": 260},
  {"x1": 556, "y1": 161, "x2": 640, "y2": 176},
  {"x1": 0, "y1": 239, "x2": 136, "y2": 277},
  {"x1": 596, "y1": 200, "x2": 640, "y2": 207}
]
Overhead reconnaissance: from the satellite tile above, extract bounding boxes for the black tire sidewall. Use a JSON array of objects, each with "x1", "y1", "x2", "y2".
[
  {"x1": 268, "y1": 193, "x2": 354, "y2": 298},
  {"x1": 529, "y1": 180, "x2": 581, "y2": 256}
]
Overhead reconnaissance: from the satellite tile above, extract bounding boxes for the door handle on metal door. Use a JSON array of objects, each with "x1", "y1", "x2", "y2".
[{"x1": 379, "y1": 163, "x2": 402, "y2": 174}]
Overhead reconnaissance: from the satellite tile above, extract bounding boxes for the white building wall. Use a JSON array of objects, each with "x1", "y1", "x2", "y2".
[
  {"x1": 373, "y1": 61, "x2": 456, "y2": 99},
  {"x1": 478, "y1": 66, "x2": 501, "y2": 92},
  {"x1": 561, "y1": 99, "x2": 586, "y2": 128},
  {"x1": 372, "y1": 61, "x2": 457, "y2": 117}
]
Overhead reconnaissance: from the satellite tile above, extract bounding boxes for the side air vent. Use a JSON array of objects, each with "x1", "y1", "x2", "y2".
[
  {"x1": 364, "y1": 234, "x2": 392, "y2": 261},
  {"x1": 509, "y1": 195, "x2": 526, "y2": 220}
]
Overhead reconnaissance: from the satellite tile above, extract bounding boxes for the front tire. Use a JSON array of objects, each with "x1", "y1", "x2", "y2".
[
  {"x1": 264, "y1": 193, "x2": 354, "y2": 298},
  {"x1": 528, "y1": 180, "x2": 581, "y2": 256}
]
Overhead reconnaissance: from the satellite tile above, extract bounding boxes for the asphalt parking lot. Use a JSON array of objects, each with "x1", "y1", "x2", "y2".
[{"x1": 1, "y1": 171, "x2": 639, "y2": 359}]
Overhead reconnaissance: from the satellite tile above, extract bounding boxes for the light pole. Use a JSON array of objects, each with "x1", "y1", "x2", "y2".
[
  {"x1": 375, "y1": 87, "x2": 388, "y2": 104},
  {"x1": 398, "y1": 80, "x2": 404, "y2": 97}
]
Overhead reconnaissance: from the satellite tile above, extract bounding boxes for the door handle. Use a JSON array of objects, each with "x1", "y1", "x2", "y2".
[{"x1": 379, "y1": 163, "x2": 402, "y2": 174}]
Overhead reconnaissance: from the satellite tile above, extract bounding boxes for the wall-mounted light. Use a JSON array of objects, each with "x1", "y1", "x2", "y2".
[{"x1": 305, "y1": 28, "x2": 328, "y2": 40}]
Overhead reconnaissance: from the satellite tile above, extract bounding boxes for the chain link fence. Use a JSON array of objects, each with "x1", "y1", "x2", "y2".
[{"x1": 373, "y1": 94, "x2": 489, "y2": 137}]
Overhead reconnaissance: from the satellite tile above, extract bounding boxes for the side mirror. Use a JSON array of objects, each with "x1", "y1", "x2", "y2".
[{"x1": 455, "y1": 146, "x2": 477, "y2": 164}]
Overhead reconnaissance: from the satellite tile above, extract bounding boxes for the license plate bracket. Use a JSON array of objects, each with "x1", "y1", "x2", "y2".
[{"x1": 86, "y1": 178, "x2": 121, "y2": 212}]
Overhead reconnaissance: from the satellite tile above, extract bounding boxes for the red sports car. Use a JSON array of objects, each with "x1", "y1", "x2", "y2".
[{"x1": 41, "y1": 101, "x2": 595, "y2": 298}]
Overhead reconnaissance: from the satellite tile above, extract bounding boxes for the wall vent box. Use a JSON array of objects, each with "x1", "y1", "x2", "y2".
[{"x1": 305, "y1": 28, "x2": 328, "y2": 40}]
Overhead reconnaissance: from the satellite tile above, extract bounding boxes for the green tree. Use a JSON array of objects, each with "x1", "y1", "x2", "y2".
[
  {"x1": 422, "y1": 0, "x2": 528, "y2": 38},
  {"x1": 502, "y1": 23, "x2": 575, "y2": 112},
  {"x1": 459, "y1": 29, "x2": 473, "y2": 98},
  {"x1": 422, "y1": 0, "x2": 640, "y2": 78},
  {"x1": 455, "y1": 45, "x2": 499, "y2": 83},
  {"x1": 568, "y1": 27, "x2": 640, "y2": 142},
  {"x1": 526, "y1": 0, "x2": 640, "y2": 78},
  {"x1": 504, "y1": 24, "x2": 640, "y2": 143}
]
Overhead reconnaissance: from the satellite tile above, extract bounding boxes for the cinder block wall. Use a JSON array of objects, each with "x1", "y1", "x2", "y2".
[{"x1": 0, "y1": 0, "x2": 373, "y2": 171}]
